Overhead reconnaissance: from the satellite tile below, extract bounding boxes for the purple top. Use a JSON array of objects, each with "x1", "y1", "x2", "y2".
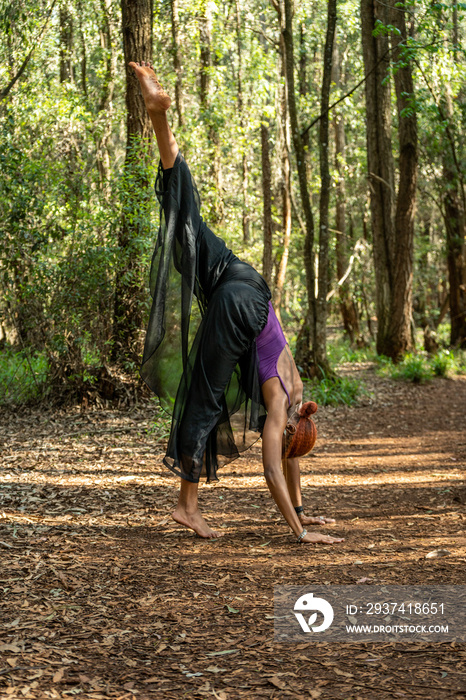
[{"x1": 255, "y1": 302, "x2": 291, "y2": 406}]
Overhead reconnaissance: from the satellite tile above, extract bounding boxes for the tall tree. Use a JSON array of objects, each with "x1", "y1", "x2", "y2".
[
  {"x1": 279, "y1": 0, "x2": 316, "y2": 372},
  {"x1": 235, "y1": 0, "x2": 250, "y2": 243},
  {"x1": 261, "y1": 121, "x2": 274, "y2": 286},
  {"x1": 170, "y1": 0, "x2": 184, "y2": 128},
  {"x1": 332, "y1": 39, "x2": 362, "y2": 344},
  {"x1": 199, "y1": 0, "x2": 223, "y2": 222},
  {"x1": 315, "y1": 0, "x2": 337, "y2": 368},
  {"x1": 442, "y1": 8, "x2": 466, "y2": 347},
  {"x1": 273, "y1": 16, "x2": 292, "y2": 324},
  {"x1": 113, "y1": 0, "x2": 153, "y2": 362},
  {"x1": 59, "y1": 3, "x2": 74, "y2": 83},
  {"x1": 360, "y1": 0, "x2": 417, "y2": 360},
  {"x1": 280, "y1": 0, "x2": 335, "y2": 375}
]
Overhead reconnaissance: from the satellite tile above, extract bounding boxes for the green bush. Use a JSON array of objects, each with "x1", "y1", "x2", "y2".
[
  {"x1": 0, "y1": 350, "x2": 49, "y2": 405},
  {"x1": 305, "y1": 372, "x2": 362, "y2": 406},
  {"x1": 327, "y1": 336, "x2": 376, "y2": 366},
  {"x1": 377, "y1": 353, "x2": 433, "y2": 383},
  {"x1": 430, "y1": 349, "x2": 466, "y2": 377}
]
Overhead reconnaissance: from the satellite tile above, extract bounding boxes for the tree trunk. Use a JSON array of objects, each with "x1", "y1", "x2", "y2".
[
  {"x1": 170, "y1": 0, "x2": 184, "y2": 128},
  {"x1": 442, "y1": 20, "x2": 466, "y2": 347},
  {"x1": 235, "y1": 0, "x2": 250, "y2": 243},
  {"x1": 281, "y1": 0, "x2": 317, "y2": 374},
  {"x1": 261, "y1": 122, "x2": 273, "y2": 287},
  {"x1": 360, "y1": 0, "x2": 416, "y2": 360},
  {"x1": 59, "y1": 3, "x2": 74, "y2": 83},
  {"x1": 360, "y1": 0, "x2": 395, "y2": 356},
  {"x1": 315, "y1": 0, "x2": 337, "y2": 369},
  {"x1": 273, "y1": 28, "x2": 292, "y2": 324},
  {"x1": 332, "y1": 42, "x2": 361, "y2": 345},
  {"x1": 199, "y1": 1, "x2": 223, "y2": 222},
  {"x1": 113, "y1": 0, "x2": 153, "y2": 362},
  {"x1": 388, "y1": 0, "x2": 417, "y2": 358},
  {"x1": 443, "y1": 137, "x2": 466, "y2": 347},
  {"x1": 96, "y1": 0, "x2": 116, "y2": 193}
]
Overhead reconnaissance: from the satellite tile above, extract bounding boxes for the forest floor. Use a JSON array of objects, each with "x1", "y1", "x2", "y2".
[{"x1": 0, "y1": 363, "x2": 465, "y2": 700}]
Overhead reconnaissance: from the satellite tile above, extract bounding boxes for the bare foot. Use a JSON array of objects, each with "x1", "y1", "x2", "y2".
[
  {"x1": 172, "y1": 506, "x2": 223, "y2": 539},
  {"x1": 300, "y1": 514, "x2": 336, "y2": 526},
  {"x1": 300, "y1": 531, "x2": 344, "y2": 545},
  {"x1": 128, "y1": 60, "x2": 171, "y2": 113}
]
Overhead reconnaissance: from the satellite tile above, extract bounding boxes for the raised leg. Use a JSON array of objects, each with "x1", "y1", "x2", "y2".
[{"x1": 128, "y1": 60, "x2": 178, "y2": 168}]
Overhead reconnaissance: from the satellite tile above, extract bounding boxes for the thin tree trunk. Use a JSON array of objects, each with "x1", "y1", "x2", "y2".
[
  {"x1": 443, "y1": 102, "x2": 466, "y2": 346},
  {"x1": 281, "y1": 0, "x2": 317, "y2": 374},
  {"x1": 273, "y1": 28, "x2": 292, "y2": 324},
  {"x1": 360, "y1": 0, "x2": 396, "y2": 356},
  {"x1": 315, "y1": 0, "x2": 337, "y2": 369},
  {"x1": 113, "y1": 0, "x2": 153, "y2": 362},
  {"x1": 442, "y1": 11, "x2": 466, "y2": 347},
  {"x1": 235, "y1": 0, "x2": 249, "y2": 243},
  {"x1": 59, "y1": 3, "x2": 74, "y2": 83},
  {"x1": 96, "y1": 0, "x2": 116, "y2": 193},
  {"x1": 333, "y1": 42, "x2": 361, "y2": 344},
  {"x1": 388, "y1": 0, "x2": 417, "y2": 358},
  {"x1": 261, "y1": 122, "x2": 274, "y2": 287},
  {"x1": 170, "y1": 0, "x2": 184, "y2": 128},
  {"x1": 199, "y1": 1, "x2": 223, "y2": 222}
]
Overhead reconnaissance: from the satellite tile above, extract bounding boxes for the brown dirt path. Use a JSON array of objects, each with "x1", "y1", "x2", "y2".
[{"x1": 0, "y1": 366, "x2": 465, "y2": 699}]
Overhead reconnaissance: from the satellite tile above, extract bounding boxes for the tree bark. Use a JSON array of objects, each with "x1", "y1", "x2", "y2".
[
  {"x1": 332, "y1": 41, "x2": 361, "y2": 344},
  {"x1": 235, "y1": 0, "x2": 250, "y2": 243},
  {"x1": 389, "y1": 1, "x2": 417, "y2": 358},
  {"x1": 442, "y1": 13, "x2": 466, "y2": 347},
  {"x1": 315, "y1": 0, "x2": 337, "y2": 369},
  {"x1": 95, "y1": 0, "x2": 116, "y2": 193},
  {"x1": 170, "y1": 0, "x2": 184, "y2": 128},
  {"x1": 281, "y1": 0, "x2": 317, "y2": 374},
  {"x1": 59, "y1": 3, "x2": 74, "y2": 83},
  {"x1": 113, "y1": 0, "x2": 153, "y2": 362},
  {"x1": 261, "y1": 122, "x2": 274, "y2": 287},
  {"x1": 360, "y1": 0, "x2": 416, "y2": 360},
  {"x1": 360, "y1": 0, "x2": 395, "y2": 355},
  {"x1": 273, "y1": 27, "x2": 292, "y2": 324},
  {"x1": 199, "y1": 1, "x2": 223, "y2": 222},
  {"x1": 443, "y1": 93, "x2": 466, "y2": 346}
]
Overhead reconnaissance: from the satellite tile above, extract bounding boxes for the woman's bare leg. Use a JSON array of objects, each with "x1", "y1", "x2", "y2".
[
  {"x1": 172, "y1": 478, "x2": 223, "y2": 539},
  {"x1": 128, "y1": 60, "x2": 178, "y2": 168},
  {"x1": 129, "y1": 61, "x2": 218, "y2": 538},
  {"x1": 282, "y1": 457, "x2": 336, "y2": 525}
]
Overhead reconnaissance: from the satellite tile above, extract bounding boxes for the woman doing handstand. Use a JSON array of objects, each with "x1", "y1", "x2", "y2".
[{"x1": 132, "y1": 61, "x2": 343, "y2": 546}]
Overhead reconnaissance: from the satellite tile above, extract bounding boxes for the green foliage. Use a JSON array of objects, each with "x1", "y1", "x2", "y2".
[
  {"x1": 0, "y1": 349, "x2": 49, "y2": 405},
  {"x1": 377, "y1": 349, "x2": 466, "y2": 383},
  {"x1": 431, "y1": 349, "x2": 466, "y2": 377},
  {"x1": 377, "y1": 353, "x2": 432, "y2": 383},
  {"x1": 327, "y1": 336, "x2": 377, "y2": 365},
  {"x1": 304, "y1": 371, "x2": 362, "y2": 406}
]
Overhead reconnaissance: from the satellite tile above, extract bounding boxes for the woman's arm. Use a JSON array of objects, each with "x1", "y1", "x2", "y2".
[{"x1": 261, "y1": 378, "x2": 343, "y2": 544}]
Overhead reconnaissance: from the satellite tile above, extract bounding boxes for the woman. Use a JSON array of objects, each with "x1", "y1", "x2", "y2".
[{"x1": 132, "y1": 61, "x2": 343, "y2": 546}]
